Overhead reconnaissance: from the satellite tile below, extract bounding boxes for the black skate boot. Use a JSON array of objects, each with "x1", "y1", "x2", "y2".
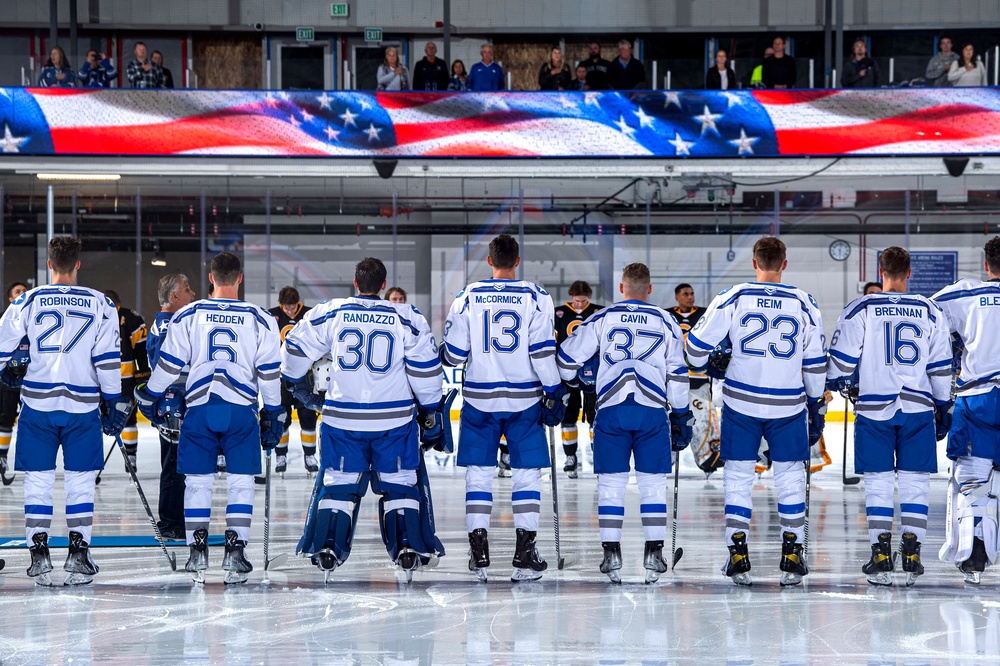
[
  {"x1": 275, "y1": 454, "x2": 288, "y2": 477},
  {"x1": 27, "y1": 532, "x2": 54, "y2": 586},
  {"x1": 303, "y1": 452, "x2": 319, "y2": 475},
  {"x1": 185, "y1": 528, "x2": 209, "y2": 583},
  {"x1": 216, "y1": 454, "x2": 226, "y2": 475},
  {"x1": 468, "y1": 528, "x2": 490, "y2": 582},
  {"x1": 312, "y1": 547, "x2": 341, "y2": 583},
  {"x1": 64, "y1": 531, "x2": 99, "y2": 585},
  {"x1": 511, "y1": 528, "x2": 547, "y2": 582},
  {"x1": 959, "y1": 537, "x2": 988, "y2": 585},
  {"x1": 898, "y1": 533, "x2": 924, "y2": 587},
  {"x1": 0, "y1": 454, "x2": 15, "y2": 485},
  {"x1": 862, "y1": 532, "x2": 894, "y2": 586},
  {"x1": 497, "y1": 452, "x2": 512, "y2": 478},
  {"x1": 643, "y1": 540, "x2": 669, "y2": 584},
  {"x1": 778, "y1": 531, "x2": 809, "y2": 586},
  {"x1": 600, "y1": 542, "x2": 623, "y2": 584},
  {"x1": 563, "y1": 454, "x2": 579, "y2": 479},
  {"x1": 396, "y1": 547, "x2": 421, "y2": 583},
  {"x1": 222, "y1": 529, "x2": 253, "y2": 584},
  {"x1": 722, "y1": 531, "x2": 752, "y2": 586}
]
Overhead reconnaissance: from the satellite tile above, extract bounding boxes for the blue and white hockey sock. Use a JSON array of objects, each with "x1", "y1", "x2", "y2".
[
  {"x1": 897, "y1": 470, "x2": 930, "y2": 543},
  {"x1": 636, "y1": 471, "x2": 668, "y2": 542},
  {"x1": 465, "y1": 465, "x2": 494, "y2": 532},
  {"x1": 64, "y1": 470, "x2": 97, "y2": 544},
  {"x1": 23, "y1": 469, "x2": 55, "y2": 542},
  {"x1": 511, "y1": 467, "x2": 541, "y2": 532},
  {"x1": 864, "y1": 471, "x2": 895, "y2": 544},
  {"x1": 773, "y1": 460, "x2": 806, "y2": 542},
  {"x1": 723, "y1": 460, "x2": 755, "y2": 543},
  {"x1": 225, "y1": 474, "x2": 254, "y2": 543},
  {"x1": 184, "y1": 473, "x2": 214, "y2": 544},
  {"x1": 597, "y1": 472, "x2": 628, "y2": 542}
]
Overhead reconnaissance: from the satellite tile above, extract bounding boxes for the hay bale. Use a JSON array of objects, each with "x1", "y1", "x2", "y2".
[
  {"x1": 494, "y1": 41, "x2": 565, "y2": 91},
  {"x1": 193, "y1": 36, "x2": 262, "y2": 89}
]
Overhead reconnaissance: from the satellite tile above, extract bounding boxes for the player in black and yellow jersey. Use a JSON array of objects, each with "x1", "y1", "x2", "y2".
[
  {"x1": 554, "y1": 280, "x2": 602, "y2": 478},
  {"x1": 268, "y1": 286, "x2": 319, "y2": 475},
  {"x1": 106, "y1": 290, "x2": 150, "y2": 472}
]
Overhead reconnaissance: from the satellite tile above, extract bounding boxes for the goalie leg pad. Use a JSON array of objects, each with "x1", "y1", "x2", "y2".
[
  {"x1": 374, "y1": 465, "x2": 445, "y2": 562},
  {"x1": 298, "y1": 469, "x2": 369, "y2": 563},
  {"x1": 940, "y1": 457, "x2": 999, "y2": 565}
]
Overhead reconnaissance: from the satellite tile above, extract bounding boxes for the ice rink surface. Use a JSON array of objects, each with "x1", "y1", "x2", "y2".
[{"x1": 1, "y1": 418, "x2": 999, "y2": 665}]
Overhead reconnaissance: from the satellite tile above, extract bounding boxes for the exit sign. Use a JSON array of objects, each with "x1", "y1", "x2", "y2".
[
  {"x1": 364, "y1": 28, "x2": 382, "y2": 43},
  {"x1": 296, "y1": 27, "x2": 315, "y2": 42},
  {"x1": 330, "y1": 3, "x2": 349, "y2": 17}
]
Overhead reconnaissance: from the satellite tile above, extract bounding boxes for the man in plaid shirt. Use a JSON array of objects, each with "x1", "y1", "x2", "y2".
[{"x1": 125, "y1": 42, "x2": 164, "y2": 89}]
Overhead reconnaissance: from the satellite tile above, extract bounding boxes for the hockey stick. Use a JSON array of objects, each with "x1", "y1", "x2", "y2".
[
  {"x1": 670, "y1": 460, "x2": 683, "y2": 569},
  {"x1": 114, "y1": 431, "x2": 177, "y2": 571},
  {"x1": 841, "y1": 393, "x2": 860, "y2": 485},
  {"x1": 0, "y1": 461, "x2": 14, "y2": 486},
  {"x1": 261, "y1": 451, "x2": 288, "y2": 572},
  {"x1": 93, "y1": 444, "x2": 117, "y2": 486},
  {"x1": 547, "y1": 426, "x2": 566, "y2": 570},
  {"x1": 803, "y1": 458, "x2": 812, "y2": 556}
]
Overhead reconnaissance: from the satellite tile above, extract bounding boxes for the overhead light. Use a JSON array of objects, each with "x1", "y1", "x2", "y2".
[{"x1": 36, "y1": 173, "x2": 121, "y2": 181}]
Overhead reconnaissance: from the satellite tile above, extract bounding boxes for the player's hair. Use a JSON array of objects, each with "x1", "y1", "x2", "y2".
[
  {"x1": 674, "y1": 283, "x2": 692, "y2": 295},
  {"x1": 568, "y1": 280, "x2": 592, "y2": 298},
  {"x1": 157, "y1": 273, "x2": 188, "y2": 307},
  {"x1": 879, "y1": 246, "x2": 910, "y2": 279},
  {"x1": 105, "y1": 289, "x2": 121, "y2": 306},
  {"x1": 210, "y1": 252, "x2": 242, "y2": 286},
  {"x1": 752, "y1": 236, "x2": 786, "y2": 271},
  {"x1": 862, "y1": 281, "x2": 882, "y2": 295},
  {"x1": 48, "y1": 236, "x2": 82, "y2": 274},
  {"x1": 621, "y1": 263, "x2": 650, "y2": 294},
  {"x1": 278, "y1": 286, "x2": 300, "y2": 306},
  {"x1": 355, "y1": 257, "x2": 387, "y2": 295},
  {"x1": 984, "y1": 236, "x2": 1000, "y2": 274},
  {"x1": 385, "y1": 286, "x2": 407, "y2": 302},
  {"x1": 6, "y1": 281, "x2": 26, "y2": 300},
  {"x1": 489, "y1": 234, "x2": 519, "y2": 270}
]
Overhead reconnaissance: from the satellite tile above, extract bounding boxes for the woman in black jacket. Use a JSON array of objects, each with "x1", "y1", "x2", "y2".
[
  {"x1": 538, "y1": 47, "x2": 571, "y2": 90},
  {"x1": 705, "y1": 49, "x2": 737, "y2": 90}
]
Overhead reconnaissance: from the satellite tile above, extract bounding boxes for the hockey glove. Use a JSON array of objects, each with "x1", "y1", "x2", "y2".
[
  {"x1": 134, "y1": 383, "x2": 163, "y2": 426},
  {"x1": 576, "y1": 354, "x2": 599, "y2": 394},
  {"x1": 259, "y1": 407, "x2": 287, "y2": 451},
  {"x1": 283, "y1": 376, "x2": 323, "y2": 413},
  {"x1": 706, "y1": 337, "x2": 732, "y2": 380},
  {"x1": 418, "y1": 389, "x2": 457, "y2": 452},
  {"x1": 100, "y1": 395, "x2": 134, "y2": 437},
  {"x1": 806, "y1": 396, "x2": 827, "y2": 446},
  {"x1": 0, "y1": 336, "x2": 30, "y2": 389},
  {"x1": 669, "y1": 409, "x2": 694, "y2": 451},
  {"x1": 935, "y1": 400, "x2": 954, "y2": 442},
  {"x1": 540, "y1": 384, "x2": 569, "y2": 427}
]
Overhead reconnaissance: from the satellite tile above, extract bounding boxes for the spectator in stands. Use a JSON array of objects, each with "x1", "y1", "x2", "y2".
[
  {"x1": 705, "y1": 48, "x2": 736, "y2": 90},
  {"x1": 377, "y1": 47, "x2": 410, "y2": 90},
  {"x1": 448, "y1": 60, "x2": 468, "y2": 91},
  {"x1": 538, "y1": 47, "x2": 571, "y2": 90},
  {"x1": 863, "y1": 282, "x2": 882, "y2": 295},
  {"x1": 385, "y1": 287, "x2": 407, "y2": 304},
  {"x1": 126, "y1": 41, "x2": 164, "y2": 88},
  {"x1": 38, "y1": 46, "x2": 75, "y2": 88},
  {"x1": 948, "y1": 42, "x2": 987, "y2": 87},
  {"x1": 841, "y1": 39, "x2": 879, "y2": 88},
  {"x1": 77, "y1": 49, "x2": 116, "y2": 88},
  {"x1": 762, "y1": 37, "x2": 796, "y2": 88},
  {"x1": 578, "y1": 41, "x2": 611, "y2": 90},
  {"x1": 573, "y1": 64, "x2": 589, "y2": 90},
  {"x1": 749, "y1": 47, "x2": 774, "y2": 88},
  {"x1": 468, "y1": 44, "x2": 505, "y2": 91},
  {"x1": 413, "y1": 42, "x2": 449, "y2": 91},
  {"x1": 925, "y1": 36, "x2": 959, "y2": 87},
  {"x1": 151, "y1": 51, "x2": 174, "y2": 89},
  {"x1": 608, "y1": 39, "x2": 645, "y2": 90}
]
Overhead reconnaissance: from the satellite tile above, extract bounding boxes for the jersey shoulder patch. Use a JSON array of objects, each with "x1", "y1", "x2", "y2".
[
  {"x1": 807, "y1": 294, "x2": 819, "y2": 309},
  {"x1": 717, "y1": 286, "x2": 734, "y2": 296},
  {"x1": 104, "y1": 295, "x2": 116, "y2": 308},
  {"x1": 11, "y1": 292, "x2": 26, "y2": 306}
]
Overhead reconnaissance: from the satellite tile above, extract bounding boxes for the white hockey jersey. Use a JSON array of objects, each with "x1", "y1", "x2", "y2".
[
  {"x1": 281, "y1": 296, "x2": 442, "y2": 432},
  {"x1": 0, "y1": 285, "x2": 121, "y2": 413},
  {"x1": 441, "y1": 279, "x2": 560, "y2": 413},
  {"x1": 685, "y1": 281, "x2": 826, "y2": 419},
  {"x1": 932, "y1": 279, "x2": 1000, "y2": 398},
  {"x1": 557, "y1": 300, "x2": 689, "y2": 412},
  {"x1": 146, "y1": 298, "x2": 282, "y2": 410},
  {"x1": 827, "y1": 292, "x2": 952, "y2": 419}
]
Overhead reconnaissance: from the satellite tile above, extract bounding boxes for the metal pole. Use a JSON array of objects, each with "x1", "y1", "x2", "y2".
[
  {"x1": 0, "y1": 184, "x2": 4, "y2": 289},
  {"x1": 823, "y1": 0, "x2": 833, "y2": 87},
  {"x1": 834, "y1": 0, "x2": 844, "y2": 88},
  {"x1": 392, "y1": 190, "x2": 398, "y2": 287},
  {"x1": 200, "y1": 190, "x2": 207, "y2": 298},
  {"x1": 773, "y1": 189, "x2": 781, "y2": 237},
  {"x1": 71, "y1": 189, "x2": 77, "y2": 237},
  {"x1": 517, "y1": 189, "x2": 524, "y2": 281},
  {"x1": 46, "y1": 185, "x2": 54, "y2": 244},
  {"x1": 69, "y1": 0, "x2": 78, "y2": 66},
  {"x1": 904, "y1": 190, "x2": 911, "y2": 251},
  {"x1": 265, "y1": 189, "x2": 272, "y2": 309},
  {"x1": 645, "y1": 190, "x2": 651, "y2": 267},
  {"x1": 135, "y1": 187, "x2": 142, "y2": 314},
  {"x1": 443, "y1": 0, "x2": 451, "y2": 70},
  {"x1": 49, "y1": 0, "x2": 57, "y2": 49}
]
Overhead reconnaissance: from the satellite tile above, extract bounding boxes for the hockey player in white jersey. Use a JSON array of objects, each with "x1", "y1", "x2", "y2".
[
  {"x1": 932, "y1": 236, "x2": 1000, "y2": 584},
  {"x1": 685, "y1": 237, "x2": 826, "y2": 586},
  {"x1": 136, "y1": 252, "x2": 285, "y2": 584},
  {"x1": 557, "y1": 263, "x2": 692, "y2": 583},
  {"x1": 282, "y1": 257, "x2": 445, "y2": 581},
  {"x1": 0, "y1": 237, "x2": 128, "y2": 585},
  {"x1": 441, "y1": 234, "x2": 563, "y2": 582},
  {"x1": 827, "y1": 247, "x2": 952, "y2": 586}
]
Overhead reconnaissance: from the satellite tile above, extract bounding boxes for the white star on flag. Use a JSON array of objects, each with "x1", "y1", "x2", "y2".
[
  {"x1": 324, "y1": 125, "x2": 340, "y2": 141},
  {"x1": 694, "y1": 105, "x2": 722, "y2": 136},
  {"x1": 359, "y1": 98, "x2": 373, "y2": 111},
  {"x1": 614, "y1": 115, "x2": 636, "y2": 137},
  {"x1": 663, "y1": 91, "x2": 682, "y2": 109},
  {"x1": 558, "y1": 95, "x2": 576, "y2": 110},
  {"x1": 365, "y1": 123, "x2": 381, "y2": 142},
  {"x1": 300, "y1": 109, "x2": 314, "y2": 123},
  {"x1": 633, "y1": 106, "x2": 655, "y2": 128},
  {"x1": 584, "y1": 92, "x2": 601, "y2": 108},
  {"x1": 288, "y1": 114, "x2": 301, "y2": 128},
  {"x1": 264, "y1": 92, "x2": 278, "y2": 107},
  {"x1": 728, "y1": 128, "x2": 759, "y2": 155},
  {"x1": 317, "y1": 91, "x2": 333, "y2": 110},
  {"x1": 0, "y1": 124, "x2": 27, "y2": 153},
  {"x1": 339, "y1": 108, "x2": 357, "y2": 127},
  {"x1": 722, "y1": 92, "x2": 743, "y2": 108},
  {"x1": 668, "y1": 132, "x2": 694, "y2": 156}
]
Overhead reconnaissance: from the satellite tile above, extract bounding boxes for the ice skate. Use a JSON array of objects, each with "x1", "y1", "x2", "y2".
[
  {"x1": 722, "y1": 531, "x2": 752, "y2": 586},
  {"x1": 0, "y1": 455, "x2": 15, "y2": 485},
  {"x1": 468, "y1": 528, "x2": 490, "y2": 582},
  {"x1": 959, "y1": 536, "x2": 987, "y2": 585},
  {"x1": 497, "y1": 452, "x2": 512, "y2": 478},
  {"x1": 63, "y1": 531, "x2": 99, "y2": 585},
  {"x1": 27, "y1": 532, "x2": 54, "y2": 587},
  {"x1": 222, "y1": 529, "x2": 253, "y2": 584},
  {"x1": 275, "y1": 454, "x2": 288, "y2": 478},
  {"x1": 862, "y1": 532, "x2": 894, "y2": 586},
  {"x1": 125, "y1": 454, "x2": 138, "y2": 474},
  {"x1": 396, "y1": 547, "x2": 421, "y2": 583},
  {"x1": 216, "y1": 454, "x2": 226, "y2": 476},
  {"x1": 643, "y1": 540, "x2": 669, "y2": 584},
  {"x1": 185, "y1": 528, "x2": 209, "y2": 584},
  {"x1": 778, "y1": 531, "x2": 808, "y2": 587},
  {"x1": 563, "y1": 454, "x2": 579, "y2": 479},
  {"x1": 600, "y1": 542, "x2": 623, "y2": 584},
  {"x1": 511, "y1": 528, "x2": 547, "y2": 581},
  {"x1": 303, "y1": 453, "x2": 319, "y2": 475},
  {"x1": 313, "y1": 548, "x2": 340, "y2": 583},
  {"x1": 898, "y1": 533, "x2": 923, "y2": 587}
]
